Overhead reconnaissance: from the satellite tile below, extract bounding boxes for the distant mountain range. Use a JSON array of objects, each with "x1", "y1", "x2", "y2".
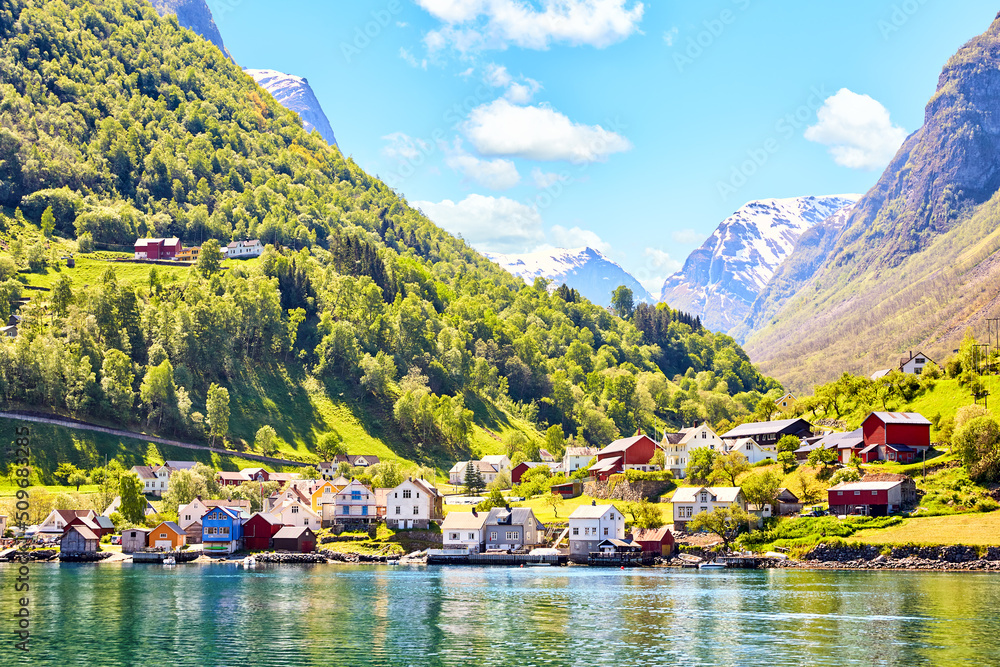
[
  {"x1": 485, "y1": 247, "x2": 654, "y2": 308},
  {"x1": 152, "y1": 0, "x2": 338, "y2": 147},
  {"x1": 659, "y1": 195, "x2": 860, "y2": 333}
]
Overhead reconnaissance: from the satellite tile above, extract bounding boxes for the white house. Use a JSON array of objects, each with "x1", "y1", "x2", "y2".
[
  {"x1": 441, "y1": 511, "x2": 487, "y2": 553},
  {"x1": 331, "y1": 479, "x2": 377, "y2": 523},
  {"x1": 670, "y1": 486, "x2": 746, "y2": 530},
  {"x1": 562, "y1": 446, "x2": 599, "y2": 475},
  {"x1": 271, "y1": 497, "x2": 322, "y2": 530},
  {"x1": 226, "y1": 239, "x2": 264, "y2": 258},
  {"x1": 130, "y1": 461, "x2": 196, "y2": 496},
  {"x1": 386, "y1": 478, "x2": 444, "y2": 530},
  {"x1": 727, "y1": 437, "x2": 777, "y2": 465},
  {"x1": 37, "y1": 509, "x2": 96, "y2": 536},
  {"x1": 481, "y1": 454, "x2": 512, "y2": 471},
  {"x1": 448, "y1": 461, "x2": 499, "y2": 486},
  {"x1": 567, "y1": 503, "x2": 626, "y2": 562},
  {"x1": 662, "y1": 424, "x2": 725, "y2": 479},
  {"x1": 899, "y1": 351, "x2": 934, "y2": 376}
]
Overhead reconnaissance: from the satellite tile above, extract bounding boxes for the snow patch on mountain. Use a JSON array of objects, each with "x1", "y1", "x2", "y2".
[
  {"x1": 246, "y1": 69, "x2": 338, "y2": 146},
  {"x1": 660, "y1": 195, "x2": 862, "y2": 333},
  {"x1": 485, "y1": 247, "x2": 654, "y2": 308}
]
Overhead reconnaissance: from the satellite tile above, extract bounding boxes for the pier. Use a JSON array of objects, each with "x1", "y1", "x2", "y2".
[{"x1": 427, "y1": 552, "x2": 567, "y2": 566}]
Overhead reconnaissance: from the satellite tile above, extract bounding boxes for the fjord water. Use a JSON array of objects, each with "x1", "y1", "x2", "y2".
[{"x1": 2, "y1": 564, "x2": 998, "y2": 666}]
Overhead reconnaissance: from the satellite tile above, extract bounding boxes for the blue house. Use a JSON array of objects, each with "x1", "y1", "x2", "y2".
[{"x1": 201, "y1": 506, "x2": 246, "y2": 555}]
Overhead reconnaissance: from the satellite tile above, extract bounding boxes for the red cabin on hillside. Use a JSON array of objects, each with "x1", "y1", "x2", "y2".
[
  {"x1": 861, "y1": 412, "x2": 931, "y2": 464},
  {"x1": 588, "y1": 433, "x2": 660, "y2": 481},
  {"x1": 134, "y1": 237, "x2": 182, "y2": 260},
  {"x1": 243, "y1": 513, "x2": 283, "y2": 551}
]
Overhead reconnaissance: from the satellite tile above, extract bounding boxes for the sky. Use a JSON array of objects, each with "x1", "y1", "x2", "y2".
[{"x1": 211, "y1": 0, "x2": 1000, "y2": 296}]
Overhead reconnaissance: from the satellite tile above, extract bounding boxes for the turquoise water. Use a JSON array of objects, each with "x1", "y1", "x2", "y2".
[{"x1": 1, "y1": 563, "x2": 999, "y2": 666}]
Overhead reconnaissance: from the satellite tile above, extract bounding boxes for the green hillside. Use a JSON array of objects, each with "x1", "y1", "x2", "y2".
[{"x1": 0, "y1": 0, "x2": 782, "y2": 483}]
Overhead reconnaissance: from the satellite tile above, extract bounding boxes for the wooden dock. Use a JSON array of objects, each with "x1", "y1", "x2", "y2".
[
  {"x1": 131, "y1": 550, "x2": 199, "y2": 563},
  {"x1": 716, "y1": 555, "x2": 777, "y2": 569},
  {"x1": 427, "y1": 552, "x2": 567, "y2": 566},
  {"x1": 587, "y1": 553, "x2": 653, "y2": 567}
]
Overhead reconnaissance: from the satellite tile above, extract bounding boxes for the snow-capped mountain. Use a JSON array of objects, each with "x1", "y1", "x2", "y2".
[
  {"x1": 485, "y1": 247, "x2": 654, "y2": 308},
  {"x1": 660, "y1": 195, "x2": 861, "y2": 333},
  {"x1": 246, "y1": 69, "x2": 338, "y2": 147},
  {"x1": 151, "y1": 0, "x2": 228, "y2": 56}
]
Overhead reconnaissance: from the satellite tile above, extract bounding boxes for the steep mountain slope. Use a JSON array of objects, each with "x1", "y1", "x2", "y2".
[
  {"x1": 484, "y1": 247, "x2": 653, "y2": 307},
  {"x1": 246, "y1": 69, "x2": 338, "y2": 146},
  {"x1": 660, "y1": 195, "x2": 860, "y2": 333},
  {"x1": 745, "y1": 12, "x2": 1000, "y2": 391},
  {"x1": 150, "y1": 0, "x2": 227, "y2": 55}
]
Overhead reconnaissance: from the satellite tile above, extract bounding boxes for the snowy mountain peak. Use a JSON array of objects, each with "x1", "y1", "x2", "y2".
[
  {"x1": 660, "y1": 194, "x2": 861, "y2": 333},
  {"x1": 245, "y1": 69, "x2": 338, "y2": 146},
  {"x1": 485, "y1": 247, "x2": 653, "y2": 308}
]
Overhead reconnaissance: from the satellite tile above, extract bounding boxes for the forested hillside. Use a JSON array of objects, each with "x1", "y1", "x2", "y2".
[{"x1": 0, "y1": 0, "x2": 779, "y2": 480}]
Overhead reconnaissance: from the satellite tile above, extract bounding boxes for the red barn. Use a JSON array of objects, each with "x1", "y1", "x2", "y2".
[
  {"x1": 134, "y1": 237, "x2": 182, "y2": 260},
  {"x1": 862, "y1": 412, "x2": 931, "y2": 461},
  {"x1": 512, "y1": 462, "x2": 547, "y2": 484},
  {"x1": 588, "y1": 433, "x2": 660, "y2": 481},
  {"x1": 243, "y1": 513, "x2": 283, "y2": 551},
  {"x1": 828, "y1": 479, "x2": 909, "y2": 516},
  {"x1": 632, "y1": 527, "x2": 675, "y2": 557}
]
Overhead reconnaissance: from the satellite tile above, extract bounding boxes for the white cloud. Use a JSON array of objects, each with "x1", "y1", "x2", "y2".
[
  {"x1": 463, "y1": 99, "x2": 632, "y2": 163},
  {"x1": 381, "y1": 132, "x2": 430, "y2": 162},
  {"x1": 417, "y1": 0, "x2": 645, "y2": 52},
  {"x1": 671, "y1": 228, "x2": 703, "y2": 244},
  {"x1": 637, "y1": 248, "x2": 682, "y2": 296},
  {"x1": 804, "y1": 88, "x2": 908, "y2": 170},
  {"x1": 484, "y1": 63, "x2": 513, "y2": 87},
  {"x1": 662, "y1": 26, "x2": 678, "y2": 46},
  {"x1": 413, "y1": 195, "x2": 544, "y2": 252},
  {"x1": 549, "y1": 224, "x2": 611, "y2": 253},
  {"x1": 484, "y1": 63, "x2": 542, "y2": 103},
  {"x1": 531, "y1": 168, "x2": 567, "y2": 188},
  {"x1": 644, "y1": 248, "x2": 681, "y2": 273},
  {"x1": 443, "y1": 140, "x2": 521, "y2": 189},
  {"x1": 399, "y1": 47, "x2": 427, "y2": 69}
]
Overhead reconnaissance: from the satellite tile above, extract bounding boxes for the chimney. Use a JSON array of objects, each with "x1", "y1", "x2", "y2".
[
  {"x1": 472, "y1": 509, "x2": 478, "y2": 517},
  {"x1": 196, "y1": 495, "x2": 202, "y2": 502},
  {"x1": 591, "y1": 500, "x2": 596, "y2": 506}
]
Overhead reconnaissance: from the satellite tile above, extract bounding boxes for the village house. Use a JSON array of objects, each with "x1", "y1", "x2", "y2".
[
  {"x1": 448, "y1": 461, "x2": 499, "y2": 486},
  {"x1": 175, "y1": 246, "x2": 199, "y2": 262},
  {"x1": 861, "y1": 473, "x2": 919, "y2": 507},
  {"x1": 568, "y1": 503, "x2": 626, "y2": 563},
  {"x1": 551, "y1": 479, "x2": 583, "y2": 499},
  {"x1": 134, "y1": 237, "x2": 182, "y2": 260},
  {"x1": 670, "y1": 486, "x2": 747, "y2": 531},
  {"x1": 588, "y1": 433, "x2": 661, "y2": 481},
  {"x1": 662, "y1": 424, "x2": 725, "y2": 479},
  {"x1": 121, "y1": 528, "x2": 150, "y2": 554},
  {"x1": 225, "y1": 239, "x2": 264, "y2": 259},
  {"x1": 201, "y1": 506, "x2": 247, "y2": 555},
  {"x1": 386, "y1": 478, "x2": 444, "y2": 530},
  {"x1": 217, "y1": 471, "x2": 250, "y2": 487},
  {"x1": 774, "y1": 488, "x2": 803, "y2": 516},
  {"x1": 331, "y1": 479, "x2": 377, "y2": 525},
  {"x1": 633, "y1": 527, "x2": 675, "y2": 557},
  {"x1": 511, "y1": 461, "x2": 549, "y2": 484},
  {"x1": 775, "y1": 393, "x2": 797, "y2": 411},
  {"x1": 310, "y1": 480, "x2": 342, "y2": 513},
  {"x1": 727, "y1": 437, "x2": 777, "y2": 465},
  {"x1": 796, "y1": 429, "x2": 864, "y2": 463},
  {"x1": 65, "y1": 514, "x2": 114, "y2": 540},
  {"x1": 859, "y1": 412, "x2": 932, "y2": 463},
  {"x1": 482, "y1": 454, "x2": 513, "y2": 471},
  {"x1": 441, "y1": 511, "x2": 488, "y2": 553},
  {"x1": 483, "y1": 507, "x2": 544, "y2": 551},
  {"x1": 899, "y1": 351, "x2": 934, "y2": 376},
  {"x1": 562, "y1": 446, "x2": 599, "y2": 475},
  {"x1": 828, "y1": 476, "x2": 916, "y2": 517},
  {"x1": 60, "y1": 524, "x2": 99, "y2": 554},
  {"x1": 130, "y1": 461, "x2": 196, "y2": 496},
  {"x1": 538, "y1": 449, "x2": 556, "y2": 463},
  {"x1": 316, "y1": 455, "x2": 382, "y2": 479},
  {"x1": 38, "y1": 509, "x2": 97, "y2": 537},
  {"x1": 243, "y1": 513, "x2": 283, "y2": 551},
  {"x1": 595, "y1": 539, "x2": 643, "y2": 558},
  {"x1": 721, "y1": 418, "x2": 814, "y2": 448},
  {"x1": 178, "y1": 498, "x2": 251, "y2": 543},
  {"x1": 239, "y1": 468, "x2": 297, "y2": 485},
  {"x1": 271, "y1": 496, "x2": 322, "y2": 531},
  {"x1": 272, "y1": 526, "x2": 317, "y2": 552},
  {"x1": 149, "y1": 521, "x2": 186, "y2": 550}
]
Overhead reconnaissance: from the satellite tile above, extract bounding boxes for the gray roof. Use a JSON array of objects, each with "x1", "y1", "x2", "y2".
[
  {"x1": 866, "y1": 412, "x2": 932, "y2": 426},
  {"x1": 722, "y1": 419, "x2": 812, "y2": 439},
  {"x1": 670, "y1": 487, "x2": 743, "y2": 504},
  {"x1": 273, "y1": 525, "x2": 312, "y2": 540},
  {"x1": 441, "y1": 512, "x2": 488, "y2": 530},
  {"x1": 569, "y1": 504, "x2": 620, "y2": 520},
  {"x1": 484, "y1": 507, "x2": 543, "y2": 529}
]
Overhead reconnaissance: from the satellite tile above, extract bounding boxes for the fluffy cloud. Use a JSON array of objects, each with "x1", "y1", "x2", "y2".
[
  {"x1": 381, "y1": 132, "x2": 430, "y2": 162},
  {"x1": 549, "y1": 224, "x2": 611, "y2": 253},
  {"x1": 399, "y1": 47, "x2": 427, "y2": 69},
  {"x1": 412, "y1": 195, "x2": 544, "y2": 252},
  {"x1": 443, "y1": 140, "x2": 521, "y2": 189},
  {"x1": 417, "y1": 0, "x2": 645, "y2": 52},
  {"x1": 484, "y1": 63, "x2": 542, "y2": 103},
  {"x1": 671, "y1": 228, "x2": 704, "y2": 244},
  {"x1": 662, "y1": 26, "x2": 678, "y2": 46},
  {"x1": 804, "y1": 88, "x2": 908, "y2": 170},
  {"x1": 637, "y1": 248, "x2": 682, "y2": 295},
  {"x1": 463, "y1": 99, "x2": 632, "y2": 163}
]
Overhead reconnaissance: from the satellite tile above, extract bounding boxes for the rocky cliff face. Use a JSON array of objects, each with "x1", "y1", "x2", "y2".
[
  {"x1": 245, "y1": 69, "x2": 338, "y2": 146},
  {"x1": 485, "y1": 247, "x2": 654, "y2": 308},
  {"x1": 660, "y1": 195, "x2": 860, "y2": 333},
  {"x1": 150, "y1": 0, "x2": 227, "y2": 56}
]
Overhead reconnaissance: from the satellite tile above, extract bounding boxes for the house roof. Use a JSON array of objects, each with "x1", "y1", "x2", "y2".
[
  {"x1": 164, "y1": 461, "x2": 196, "y2": 470},
  {"x1": 273, "y1": 525, "x2": 312, "y2": 540},
  {"x1": 776, "y1": 488, "x2": 799, "y2": 503},
  {"x1": 812, "y1": 429, "x2": 863, "y2": 450},
  {"x1": 599, "y1": 434, "x2": 655, "y2": 455},
  {"x1": 884, "y1": 443, "x2": 915, "y2": 452},
  {"x1": 569, "y1": 504, "x2": 618, "y2": 520},
  {"x1": 201, "y1": 499, "x2": 250, "y2": 509},
  {"x1": 94, "y1": 516, "x2": 115, "y2": 530},
  {"x1": 899, "y1": 351, "x2": 934, "y2": 367},
  {"x1": 411, "y1": 478, "x2": 440, "y2": 497},
  {"x1": 662, "y1": 432, "x2": 685, "y2": 445},
  {"x1": 722, "y1": 418, "x2": 811, "y2": 439},
  {"x1": 485, "y1": 507, "x2": 542, "y2": 529},
  {"x1": 441, "y1": 512, "x2": 488, "y2": 530},
  {"x1": 670, "y1": 487, "x2": 743, "y2": 503},
  {"x1": 598, "y1": 538, "x2": 639, "y2": 549},
  {"x1": 865, "y1": 412, "x2": 932, "y2": 426},
  {"x1": 153, "y1": 521, "x2": 185, "y2": 535},
  {"x1": 860, "y1": 444, "x2": 880, "y2": 454},
  {"x1": 217, "y1": 471, "x2": 249, "y2": 481},
  {"x1": 47, "y1": 509, "x2": 93, "y2": 526},
  {"x1": 564, "y1": 446, "x2": 599, "y2": 457},
  {"x1": 481, "y1": 455, "x2": 509, "y2": 466},
  {"x1": 588, "y1": 457, "x2": 621, "y2": 473},
  {"x1": 870, "y1": 369, "x2": 893, "y2": 381},
  {"x1": 65, "y1": 525, "x2": 99, "y2": 541},
  {"x1": 203, "y1": 506, "x2": 241, "y2": 521},
  {"x1": 632, "y1": 527, "x2": 673, "y2": 543},
  {"x1": 829, "y1": 480, "x2": 903, "y2": 492},
  {"x1": 131, "y1": 465, "x2": 158, "y2": 480}
]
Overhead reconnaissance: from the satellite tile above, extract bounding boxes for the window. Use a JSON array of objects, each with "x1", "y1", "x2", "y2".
[
  {"x1": 572, "y1": 527, "x2": 579, "y2": 536},
  {"x1": 413, "y1": 507, "x2": 419, "y2": 515},
  {"x1": 746, "y1": 444, "x2": 752, "y2": 451},
  {"x1": 490, "y1": 532, "x2": 498, "y2": 541},
  {"x1": 702, "y1": 432, "x2": 706, "y2": 439},
  {"x1": 603, "y1": 527, "x2": 609, "y2": 536},
  {"x1": 916, "y1": 358, "x2": 925, "y2": 364},
  {"x1": 700, "y1": 493, "x2": 708, "y2": 503},
  {"x1": 838, "y1": 491, "x2": 844, "y2": 496},
  {"x1": 450, "y1": 533, "x2": 458, "y2": 540},
  {"x1": 185, "y1": 515, "x2": 191, "y2": 521},
  {"x1": 351, "y1": 491, "x2": 362, "y2": 500},
  {"x1": 395, "y1": 506, "x2": 401, "y2": 515},
  {"x1": 160, "y1": 533, "x2": 166, "y2": 538},
  {"x1": 855, "y1": 491, "x2": 861, "y2": 496},
  {"x1": 403, "y1": 489, "x2": 412, "y2": 499},
  {"x1": 468, "y1": 533, "x2": 475, "y2": 540},
  {"x1": 222, "y1": 527, "x2": 229, "y2": 535},
  {"x1": 362, "y1": 506, "x2": 368, "y2": 516},
  {"x1": 343, "y1": 506, "x2": 349, "y2": 514},
  {"x1": 699, "y1": 507, "x2": 707, "y2": 514},
  {"x1": 416, "y1": 493, "x2": 420, "y2": 498},
  {"x1": 506, "y1": 531, "x2": 517, "y2": 541}
]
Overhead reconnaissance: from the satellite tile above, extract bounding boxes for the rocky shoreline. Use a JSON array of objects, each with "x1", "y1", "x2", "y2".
[{"x1": 777, "y1": 544, "x2": 1000, "y2": 572}]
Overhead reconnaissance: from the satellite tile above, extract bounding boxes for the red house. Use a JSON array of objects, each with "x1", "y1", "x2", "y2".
[
  {"x1": 588, "y1": 433, "x2": 660, "y2": 481},
  {"x1": 65, "y1": 514, "x2": 115, "y2": 539},
  {"x1": 632, "y1": 527, "x2": 675, "y2": 557},
  {"x1": 551, "y1": 480, "x2": 582, "y2": 499},
  {"x1": 243, "y1": 513, "x2": 283, "y2": 551},
  {"x1": 512, "y1": 462, "x2": 546, "y2": 484},
  {"x1": 828, "y1": 478, "x2": 912, "y2": 516},
  {"x1": 134, "y1": 237, "x2": 182, "y2": 260},
  {"x1": 861, "y1": 412, "x2": 931, "y2": 463}
]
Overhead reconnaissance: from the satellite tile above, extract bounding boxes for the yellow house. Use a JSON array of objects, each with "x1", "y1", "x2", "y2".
[
  {"x1": 775, "y1": 393, "x2": 797, "y2": 411},
  {"x1": 311, "y1": 481, "x2": 340, "y2": 512}
]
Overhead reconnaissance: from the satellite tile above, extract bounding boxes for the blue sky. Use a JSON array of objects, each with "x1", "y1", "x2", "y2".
[{"x1": 212, "y1": 0, "x2": 999, "y2": 295}]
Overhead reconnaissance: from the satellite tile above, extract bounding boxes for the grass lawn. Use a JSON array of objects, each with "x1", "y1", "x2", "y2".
[
  {"x1": 848, "y1": 511, "x2": 1000, "y2": 546},
  {"x1": 19, "y1": 254, "x2": 193, "y2": 290}
]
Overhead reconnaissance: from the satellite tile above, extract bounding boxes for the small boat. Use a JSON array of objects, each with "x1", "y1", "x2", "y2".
[
  {"x1": 698, "y1": 560, "x2": 726, "y2": 570},
  {"x1": 386, "y1": 559, "x2": 400, "y2": 565},
  {"x1": 525, "y1": 561, "x2": 552, "y2": 567},
  {"x1": 162, "y1": 556, "x2": 176, "y2": 565},
  {"x1": 242, "y1": 556, "x2": 256, "y2": 568}
]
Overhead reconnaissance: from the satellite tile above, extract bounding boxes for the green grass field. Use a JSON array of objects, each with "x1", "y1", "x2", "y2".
[{"x1": 848, "y1": 511, "x2": 1000, "y2": 546}]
